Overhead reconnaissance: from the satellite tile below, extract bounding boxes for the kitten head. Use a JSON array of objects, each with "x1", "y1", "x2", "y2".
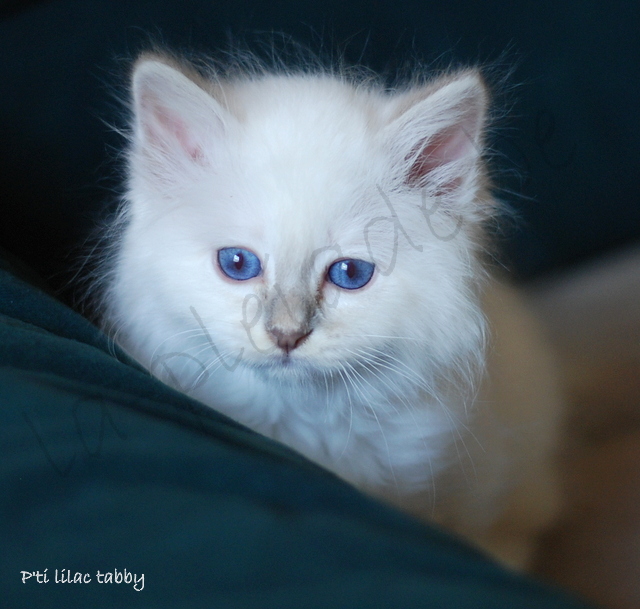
[{"x1": 107, "y1": 54, "x2": 492, "y2": 398}]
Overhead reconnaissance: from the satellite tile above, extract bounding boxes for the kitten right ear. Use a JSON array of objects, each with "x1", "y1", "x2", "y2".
[
  {"x1": 383, "y1": 71, "x2": 488, "y2": 194},
  {"x1": 131, "y1": 58, "x2": 229, "y2": 183}
]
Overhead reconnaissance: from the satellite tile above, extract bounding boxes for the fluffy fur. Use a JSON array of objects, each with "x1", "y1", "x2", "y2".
[{"x1": 100, "y1": 53, "x2": 563, "y2": 568}]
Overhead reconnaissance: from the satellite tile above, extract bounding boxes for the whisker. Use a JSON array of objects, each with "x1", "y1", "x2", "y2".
[
  {"x1": 149, "y1": 328, "x2": 210, "y2": 362},
  {"x1": 336, "y1": 365, "x2": 355, "y2": 459},
  {"x1": 357, "y1": 346, "x2": 440, "y2": 399},
  {"x1": 342, "y1": 360, "x2": 399, "y2": 493},
  {"x1": 342, "y1": 334, "x2": 423, "y2": 343},
  {"x1": 345, "y1": 350, "x2": 412, "y2": 417}
]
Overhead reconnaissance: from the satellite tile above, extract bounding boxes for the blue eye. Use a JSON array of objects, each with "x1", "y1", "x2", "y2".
[
  {"x1": 217, "y1": 247, "x2": 262, "y2": 281},
  {"x1": 327, "y1": 259, "x2": 375, "y2": 290}
]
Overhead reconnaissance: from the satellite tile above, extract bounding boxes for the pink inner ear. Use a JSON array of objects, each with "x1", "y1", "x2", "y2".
[
  {"x1": 142, "y1": 99, "x2": 206, "y2": 164},
  {"x1": 407, "y1": 124, "x2": 475, "y2": 186}
]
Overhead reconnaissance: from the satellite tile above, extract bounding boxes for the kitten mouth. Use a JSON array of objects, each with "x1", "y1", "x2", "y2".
[
  {"x1": 274, "y1": 351, "x2": 308, "y2": 370},
  {"x1": 249, "y1": 351, "x2": 322, "y2": 382}
]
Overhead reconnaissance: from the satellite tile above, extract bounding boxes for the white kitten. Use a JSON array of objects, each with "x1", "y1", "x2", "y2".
[{"x1": 101, "y1": 53, "x2": 563, "y2": 568}]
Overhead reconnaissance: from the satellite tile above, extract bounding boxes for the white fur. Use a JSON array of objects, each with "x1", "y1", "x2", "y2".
[{"x1": 102, "y1": 55, "x2": 562, "y2": 568}]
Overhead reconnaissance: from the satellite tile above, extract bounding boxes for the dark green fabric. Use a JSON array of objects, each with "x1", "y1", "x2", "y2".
[{"x1": 0, "y1": 256, "x2": 594, "y2": 608}]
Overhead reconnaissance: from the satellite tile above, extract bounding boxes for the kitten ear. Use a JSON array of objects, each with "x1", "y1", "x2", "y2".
[
  {"x1": 384, "y1": 71, "x2": 488, "y2": 192},
  {"x1": 131, "y1": 58, "x2": 229, "y2": 181}
]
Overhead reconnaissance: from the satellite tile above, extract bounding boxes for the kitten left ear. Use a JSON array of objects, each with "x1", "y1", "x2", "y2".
[
  {"x1": 384, "y1": 71, "x2": 488, "y2": 191},
  {"x1": 131, "y1": 57, "x2": 230, "y2": 179}
]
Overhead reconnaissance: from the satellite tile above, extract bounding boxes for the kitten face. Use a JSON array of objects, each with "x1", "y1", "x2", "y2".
[{"x1": 109, "y1": 57, "x2": 490, "y2": 394}]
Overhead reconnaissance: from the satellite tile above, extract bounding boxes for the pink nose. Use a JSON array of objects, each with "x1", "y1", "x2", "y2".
[{"x1": 269, "y1": 328, "x2": 312, "y2": 353}]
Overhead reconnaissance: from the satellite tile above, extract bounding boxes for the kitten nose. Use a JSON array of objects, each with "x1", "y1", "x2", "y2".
[{"x1": 269, "y1": 328, "x2": 312, "y2": 353}]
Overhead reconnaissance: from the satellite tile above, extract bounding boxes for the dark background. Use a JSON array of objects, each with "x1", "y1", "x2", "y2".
[{"x1": 1, "y1": 0, "x2": 639, "y2": 298}]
